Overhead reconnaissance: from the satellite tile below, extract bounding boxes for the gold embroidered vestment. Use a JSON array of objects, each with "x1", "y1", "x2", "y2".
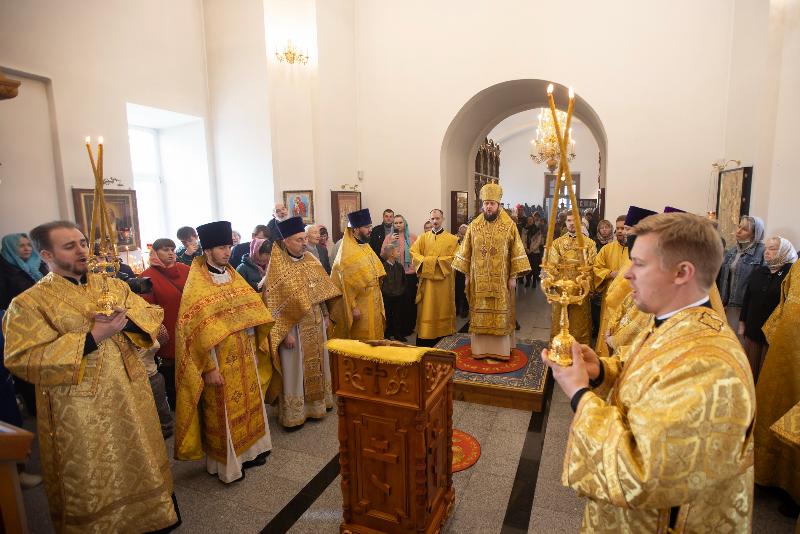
[
  {"x1": 565, "y1": 307, "x2": 755, "y2": 533},
  {"x1": 546, "y1": 233, "x2": 598, "y2": 345},
  {"x1": 174, "y1": 257, "x2": 274, "y2": 463},
  {"x1": 452, "y1": 210, "x2": 530, "y2": 336},
  {"x1": 410, "y1": 230, "x2": 459, "y2": 339},
  {"x1": 2, "y1": 273, "x2": 176, "y2": 533}
]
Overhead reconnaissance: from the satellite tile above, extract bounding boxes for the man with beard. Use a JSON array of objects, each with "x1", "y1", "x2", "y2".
[
  {"x1": 2, "y1": 221, "x2": 179, "y2": 532},
  {"x1": 329, "y1": 209, "x2": 386, "y2": 340},
  {"x1": 452, "y1": 182, "x2": 529, "y2": 360},
  {"x1": 545, "y1": 212, "x2": 598, "y2": 345},
  {"x1": 262, "y1": 217, "x2": 341, "y2": 428},
  {"x1": 542, "y1": 212, "x2": 755, "y2": 533},
  {"x1": 174, "y1": 220, "x2": 275, "y2": 483},
  {"x1": 590, "y1": 215, "x2": 628, "y2": 337},
  {"x1": 266, "y1": 201, "x2": 290, "y2": 241}
]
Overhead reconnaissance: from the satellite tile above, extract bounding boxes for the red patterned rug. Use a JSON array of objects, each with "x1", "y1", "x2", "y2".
[
  {"x1": 451, "y1": 429, "x2": 481, "y2": 472},
  {"x1": 453, "y1": 344, "x2": 529, "y2": 374}
]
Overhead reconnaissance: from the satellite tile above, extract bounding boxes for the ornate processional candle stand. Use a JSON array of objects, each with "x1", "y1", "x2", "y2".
[
  {"x1": 85, "y1": 136, "x2": 121, "y2": 315},
  {"x1": 539, "y1": 84, "x2": 593, "y2": 366}
]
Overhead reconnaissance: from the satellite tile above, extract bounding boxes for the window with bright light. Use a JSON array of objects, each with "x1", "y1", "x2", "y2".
[{"x1": 128, "y1": 127, "x2": 166, "y2": 249}]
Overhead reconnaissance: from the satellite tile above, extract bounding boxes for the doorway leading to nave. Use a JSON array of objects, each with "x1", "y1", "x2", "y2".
[{"x1": 440, "y1": 79, "x2": 609, "y2": 340}]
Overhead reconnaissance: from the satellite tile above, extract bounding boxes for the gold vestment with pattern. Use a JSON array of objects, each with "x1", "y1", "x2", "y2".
[
  {"x1": 452, "y1": 210, "x2": 530, "y2": 336},
  {"x1": 2, "y1": 274, "x2": 176, "y2": 533},
  {"x1": 174, "y1": 257, "x2": 274, "y2": 463},
  {"x1": 755, "y1": 260, "x2": 800, "y2": 503},
  {"x1": 565, "y1": 307, "x2": 755, "y2": 533},
  {"x1": 262, "y1": 246, "x2": 341, "y2": 424},
  {"x1": 546, "y1": 233, "x2": 597, "y2": 344},
  {"x1": 329, "y1": 229, "x2": 386, "y2": 340}
]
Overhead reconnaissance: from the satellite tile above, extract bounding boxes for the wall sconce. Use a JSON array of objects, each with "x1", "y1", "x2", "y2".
[{"x1": 275, "y1": 40, "x2": 309, "y2": 65}]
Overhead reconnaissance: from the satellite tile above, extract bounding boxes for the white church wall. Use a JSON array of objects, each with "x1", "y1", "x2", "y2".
[
  {"x1": 0, "y1": 0, "x2": 211, "y2": 224},
  {"x1": 203, "y1": 0, "x2": 275, "y2": 235},
  {"x1": 353, "y1": 0, "x2": 737, "y2": 226}
]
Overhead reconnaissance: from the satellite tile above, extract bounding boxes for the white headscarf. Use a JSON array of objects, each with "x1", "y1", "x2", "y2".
[{"x1": 765, "y1": 236, "x2": 798, "y2": 271}]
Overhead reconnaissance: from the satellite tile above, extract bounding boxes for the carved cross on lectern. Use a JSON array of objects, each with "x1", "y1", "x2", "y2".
[{"x1": 363, "y1": 364, "x2": 388, "y2": 394}]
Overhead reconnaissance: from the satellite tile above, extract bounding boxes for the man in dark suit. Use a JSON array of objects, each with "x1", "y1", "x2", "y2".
[{"x1": 368, "y1": 209, "x2": 394, "y2": 257}]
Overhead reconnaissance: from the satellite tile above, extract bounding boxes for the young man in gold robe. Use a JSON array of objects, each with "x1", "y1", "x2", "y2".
[
  {"x1": 546, "y1": 212, "x2": 598, "y2": 345},
  {"x1": 755, "y1": 259, "x2": 800, "y2": 507},
  {"x1": 2, "y1": 221, "x2": 179, "y2": 533},
  {"x1": 543, "y1": 213, "x2": 755, "y2": 533},
  {"x1": 410, "y1": 208, "x2": 459, "y2": 347},
  {"x1": 452, "y1": 182, "x2": 530, "y2": 360},
  {"x1": 263, "y1": 217, "x2": 341, "y2": 428},
  {"x1": 174, "y1": 220, "x2": 274, "y2": 484},
  {"x1": 329, "y1": 209, "x2": 386, "y2": 340}
]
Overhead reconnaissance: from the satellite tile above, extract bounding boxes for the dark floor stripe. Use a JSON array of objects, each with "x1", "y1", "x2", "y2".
[
  {"x1": 500, "y1": 371, "x2": 554, "y2": 534},
  {"x1": 260, "y1": 453, "x2": 340, "y2": 534}
]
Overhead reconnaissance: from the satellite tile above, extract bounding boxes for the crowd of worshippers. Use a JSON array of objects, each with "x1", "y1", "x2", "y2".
[{"x1": 0, "y1": 183, "x2": 798, "y2": 532}]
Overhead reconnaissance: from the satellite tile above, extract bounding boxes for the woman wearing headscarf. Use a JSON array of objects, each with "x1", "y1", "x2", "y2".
[
  {"x1": 739, "y1": 236, "x2": 797, "y2": 382},
  {"x1": 717, "y1": 215, "x2": 765, "y2": 331},
  {"x1": 0, "y1": 233, "x2": 48, "y2": 309},
  {"x1": 594, "y1": 219, "x2": 614, "y2": 252},
  {"x1": 236, "y1": 237, "x2": 272, "y2": 291},
  {"x1": 382, "y1": 214, "x2": 417, "y2": 336},
  {"x1": 0, "y1": 233, "x2": 48, "y2": 416}
]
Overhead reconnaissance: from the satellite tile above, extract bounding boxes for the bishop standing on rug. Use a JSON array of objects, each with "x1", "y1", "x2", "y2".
[
  {"x1": 174, "y1": 220, "x2": 274, "y2": 484},
  {"x1": 410, "y1": 209, "x2": 459, "y2": 347},
  {"x1": 543, "y1": 213, "x2": 755, "y2": 533},
  {"x1": 2, "y1": 221, "x2": 179, "y2": 533},
  {"x1": 329, "y1": 209, "x2": 386, "y2": 340},
  {"x1": 452, "y1": 182, "x2": 530, "y2": 360},
  {"x1": 263, "y1": 217, "x2": 341, "y2": 428}
]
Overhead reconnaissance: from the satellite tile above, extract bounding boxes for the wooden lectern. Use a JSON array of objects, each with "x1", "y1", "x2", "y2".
[
  {"x1": 328, "y1": 340, "x2": 456, "y2": 534},
  {"x1": 0, "y1": 421, "x2": 34, "y2": 534}
]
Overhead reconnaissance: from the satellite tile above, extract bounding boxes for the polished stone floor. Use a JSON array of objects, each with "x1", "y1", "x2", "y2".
[{"x1": 20, "y1": 285, "x2": 798, "y2": 533}]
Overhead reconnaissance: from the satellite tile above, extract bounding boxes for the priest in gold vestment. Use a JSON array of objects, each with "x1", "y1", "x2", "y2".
[
  {"x1": 175, "y1": 221, "x2": 274, "y2": 483},
  {"x1": 410, "y1": 208, "x2": 459, "y2": 347},
  {"x1": 546, "y1": 212, "x2": 597, "y2": 345},
  {"x1": 755, "y1": 259, "x2": 800, "y2": 505},
  {"x1": 263, "y1": 217, "x2": 341, "y2": 428},
  {"x1": 452, "y1": 182, "x2": 530, "y2": 360},
  {"x1": 329, "y1": 209, "x2": 386, "y2": 340},
  {"x1": 543, "y1": 213, "x2": 755, "y2": 533},
  {"x1": 2, "y1": 221, "x2": 178, "y2": 533}
]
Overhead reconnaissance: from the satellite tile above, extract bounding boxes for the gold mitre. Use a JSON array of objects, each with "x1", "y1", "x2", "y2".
[{"x1": 480, "y1": 181, "x2": 503, "y2": 202}]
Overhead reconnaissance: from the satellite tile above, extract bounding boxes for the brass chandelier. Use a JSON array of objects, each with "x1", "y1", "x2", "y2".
[{"x1": 530, "y1": 108, "x2": 576, "y2": 172}]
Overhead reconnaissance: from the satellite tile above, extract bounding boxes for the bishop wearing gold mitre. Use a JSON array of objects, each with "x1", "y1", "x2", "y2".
[
  {"x1": 174, "y1": 220, "x2": 274, "y2": 484},
  {"x1": 2, "y1": 221, "x2": 179, "y2": 533},
  {"x1": 452, "y1": 182, "x2": 530, "y2": 360},
  {"x1": 329, "y1": 208, "x2": 386, "y2": 340},
  {"x1": 410, "y1": 208, "x2": 460, "y2": 347},
  {"x1": 755, "y1": 259, "x2": 800, "y2": 507},
  {"x1": 543, "y1": 213, "x2": 755, "y2": 533},
  {"x1": 545, "y1": 211, "x2": 597, "y2": 345},
  {"x1": 263, "y1": 217, "x2": 341, "y2": 428}
]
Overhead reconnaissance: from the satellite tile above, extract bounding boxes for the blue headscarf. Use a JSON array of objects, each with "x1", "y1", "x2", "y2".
[{"x1": 1, "y1": 233, "x2": 44, "y2": 282}]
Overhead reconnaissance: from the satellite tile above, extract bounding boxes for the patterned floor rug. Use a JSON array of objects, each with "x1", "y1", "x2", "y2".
[
  {"x1": 451, "y1": 428, "x2": 481, "y2": 472},
  {"x1": 453, "y1": 345, "x2": 529, "y2": 374}
]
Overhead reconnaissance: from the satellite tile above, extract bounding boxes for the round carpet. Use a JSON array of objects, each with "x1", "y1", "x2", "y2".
[
  {"x1": 452, "y1": 429, "x2": 481, "y2": 472},
  {"x1": 453, "y1": 344, "x2": 529, "y2": 374}
]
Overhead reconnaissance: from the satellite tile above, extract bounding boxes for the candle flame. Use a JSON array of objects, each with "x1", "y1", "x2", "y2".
[
  {"x1": 85, "y1": 136, "x2": 91, "y2": 144},
  {"x1": 98, "y1": 136, "x2": 104, "y2": 145},
  {"x1": 547, "y1": 84, "x2": 554, "y2": 95},
  {"x1": 568, "y1": 87, "x2": 575, "y2": 99}
]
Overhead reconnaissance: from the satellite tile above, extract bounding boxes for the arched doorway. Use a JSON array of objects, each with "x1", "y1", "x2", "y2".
[{"x1": 439, "y1": 79, "x2": 608, "y2": 219}]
